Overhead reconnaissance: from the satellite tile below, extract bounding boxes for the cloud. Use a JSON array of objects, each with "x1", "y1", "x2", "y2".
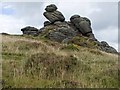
[
  {"x1": 0, "y1": 15, "x2": 25, "y2": 34},
  {"x1": 89, "y1": 2, "x2": 118, "y2": 30}
]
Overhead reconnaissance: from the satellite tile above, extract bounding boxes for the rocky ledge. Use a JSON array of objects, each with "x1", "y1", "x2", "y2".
[{"x1": 21, "y1": 4, "x2": 117, "y2": 54}]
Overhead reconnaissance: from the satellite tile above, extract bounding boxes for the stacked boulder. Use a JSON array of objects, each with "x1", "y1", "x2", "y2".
[
  {"x1": 42, "y1": 4, "x2": 78, "y2": 42},
  {"x1": 21, "y1": 4, "x2": 117, "y2": 54},
  {"x1": 43, "y1": 4, "x2": 65, "y2": 23},
  {"x1": 43, "y1": 4, "x2": 96, "y2": 41},
  {"x1": 70, "y1": 15, "x2": 96, "y2": 41}
]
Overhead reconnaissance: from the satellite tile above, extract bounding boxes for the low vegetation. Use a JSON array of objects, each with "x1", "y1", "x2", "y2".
[{"x1": 1, "y1": 34, "x2": 119, "y2": 88}]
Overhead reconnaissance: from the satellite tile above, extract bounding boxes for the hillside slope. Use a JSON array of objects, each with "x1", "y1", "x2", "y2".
[{"x1": 1, "y1": 34, "x2": 119, "y2": 88}]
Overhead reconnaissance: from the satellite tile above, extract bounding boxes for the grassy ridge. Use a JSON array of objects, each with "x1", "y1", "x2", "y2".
[{"x1": 1, "y1": 34, "x2": 119, "y2": 88}]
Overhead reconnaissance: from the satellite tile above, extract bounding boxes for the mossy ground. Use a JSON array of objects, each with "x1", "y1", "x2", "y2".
[{"x1": 1, "y1": 34, "x2": 119, "y2": 88}]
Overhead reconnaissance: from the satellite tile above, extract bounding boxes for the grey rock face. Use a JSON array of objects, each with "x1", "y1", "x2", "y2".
[
  {"x1": 70, "y1": 15, "x2": 92, "y2": 35},
  {"x1": 70, "y1": 15, "x2": 96, "y2": 40},
  {"x1": 47, "y1": 32, "x2": 67, "y2": 42},
  {"x1": 100, "y1": 41, "x2": 109, "y2": 47},
  {"x1": 43, "y1": 4, "x2": 65, "y2": 23},
  {"x1": 43, "y1": 11, "x2": 65, "y2": 23},
  {"x1": 21, "y1": 26, "x2": 39, "y2": 36},
  {"x1": 45, "y1": 4, "x2": 57, "y2": 12},
  {"x1": 42, "y1": 21, "x2": 78, "y2": 42},
  {"x1": 99, "y1": 41, "x2": 117, "y2": 54},
  {"x1": 82, "y1": 17, "x2": 91, "y2": 26},
  {"x1": 44, "y1": 21, "x2": 51, "y2": 26}
]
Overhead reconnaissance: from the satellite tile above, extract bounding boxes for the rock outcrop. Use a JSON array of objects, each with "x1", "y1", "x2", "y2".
[
  {"x1": 98, "y1": 41, "x2": 117, "y2": 54},
  {"x1": 70, "y1": 15, "x2": 96, "y2": 41},
  {"x1": 21, "y1": 26, "x2": 39, "y2": 36},
  {"x1": 21, "y1": 4, "x2": 117, "y2": 54}
]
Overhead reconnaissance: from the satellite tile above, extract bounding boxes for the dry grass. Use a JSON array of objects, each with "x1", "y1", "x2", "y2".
[{"x1": 1, "y1": 34, "x2": 119, "y2": 88}]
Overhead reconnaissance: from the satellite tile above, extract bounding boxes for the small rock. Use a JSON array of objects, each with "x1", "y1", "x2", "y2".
[{"x1": 44, "y1": 21, "x2": 51, "y2": 26}]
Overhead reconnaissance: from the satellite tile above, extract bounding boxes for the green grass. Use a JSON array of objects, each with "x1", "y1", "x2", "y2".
[{"x1": 1, "y1": 34, "x2": 119, "y2": 88}]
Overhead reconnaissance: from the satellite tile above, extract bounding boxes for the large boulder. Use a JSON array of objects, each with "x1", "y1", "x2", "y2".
[
  {"x1": 70, "y1": 15, "x2": 96, "y2": 41},
  {"x1": 70, "y1": 15, "x2": 92, "y2": 34},
  {"x1": 21, "y1": 26, "x2": 39, "y2": 36},
  {"x1": 43, "y1": 4, "x2": 65, "y2": 23}
]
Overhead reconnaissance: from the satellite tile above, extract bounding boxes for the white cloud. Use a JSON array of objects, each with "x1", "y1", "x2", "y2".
[
  {"x1": 3, "y1": 4, "x2": 13, "y2": 9},
  {"x1": 0, "y1": 15, "x2": 25, "y2": 34}
]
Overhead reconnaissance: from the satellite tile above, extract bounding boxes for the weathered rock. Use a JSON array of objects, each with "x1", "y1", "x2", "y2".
[
  {"x1": 21, "y1": 26, "x2": 38, "y2": 36},
  {"x1": 86, "y1": 33, "x2": 97, "y2": 41},
  {"x1": 21, "y1": 4, "x2": 118, "y2": 54},
  {"x1": 45, "y1": 4, "x2": 57, "y2": 12},
  {"x1": 43, "y1": 4, "x2": 65, "y2": 23},
  {"x1": 99, "y1": 41, "x2": 117, "y2": 54},
  {"x1": 70, "y1": 15, "x2": 92, "y2": 35},
  {"x1": 47, "y1": 31, "x2": 67, "y2": 42},
  {"x1": 82, "y1": 17, "x2": 91, "y2": 26},
  {"x1": 44, "y1": 21, "x2": 51, "y2": 26},
  {"x1": 70, "y1": 15, "x2": 96, "y2": 40},
  {"x1": 40, "y1": 21, "x2": 78, "y2": 42},
  {"x1": 100, "y1": 41, "x2": 109, "y2": 47}
]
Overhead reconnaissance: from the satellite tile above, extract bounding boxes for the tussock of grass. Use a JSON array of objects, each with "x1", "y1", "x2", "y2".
[
  {"x1": 2, "y1": 52, "x2": 25, "y2": 60},
  {"x1": 60, "y1": 44, "x2": 79, "y2": 51},
  {"x1": 15, "y1": 40, "x2": 40, "y2": 51},
  {"x1": 24, "y1": 52, "x2": 78, "y2": 79},
  {"x1": 2, "y1": 34, "x2": 118, "y2": 88},
  {"x1": 67, "y1": 36, "x2": 98, "y2": 49}
]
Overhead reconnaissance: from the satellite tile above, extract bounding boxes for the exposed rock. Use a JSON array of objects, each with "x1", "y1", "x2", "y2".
[
  {"x1": 40, "y1": 21, "x2": 78, "y2": 42},
  {"x1": 70, "y1": 15, "x2": 96, "y2": 40},
  {"x1": 99, "y1": 41, "x2": 117, "y2": 54},
  {"x1": 45, "y1": 4, "x2": 57, "y2": 12},
  {"x1": 43, "y1": 4, "x2": 65, "y2": 23},
  {"x1": 44, "y1": 21, "x2": 51, "y2": 26},
  {"x1": 21, "y1": 4, "x2": 117, "y2": 54},
  {"x1": 21, "y1": 26, "x2": 39, "y2": 36},
  {"x1": 100, "y1": 41, "x2": 109, "y2": 47},
  {"x1": 47, "y1": 31, "x2": 67, "y2": 42}
]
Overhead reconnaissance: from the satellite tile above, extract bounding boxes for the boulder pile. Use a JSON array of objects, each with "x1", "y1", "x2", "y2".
[{"x1": 21, "y1": 4, "x2": 117, "y2": 54}]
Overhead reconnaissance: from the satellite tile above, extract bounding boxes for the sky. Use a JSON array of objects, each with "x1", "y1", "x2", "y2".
[{"x1": 0, "y1": 1, "x2": 119, "y2": 51}]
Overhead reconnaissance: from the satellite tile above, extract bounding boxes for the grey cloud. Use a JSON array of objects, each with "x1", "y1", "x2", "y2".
[
  {"x1": 2, "y1": 2, "x2": 45, "y2": 28},
  {"x1": 89, "y1": 2, "x2": 118, "y2": 30}
]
